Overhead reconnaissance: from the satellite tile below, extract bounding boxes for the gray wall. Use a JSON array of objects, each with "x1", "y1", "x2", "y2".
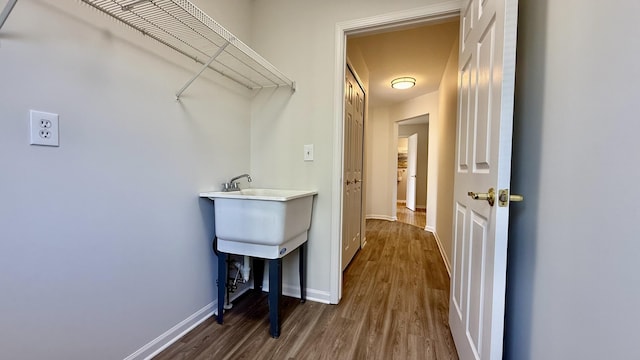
[
  {"x1": 0, "y1": 1, "x2": 252, "y2": 358},
  {"x1": 505, "y1": 0, "x2": 640, "y2": 358}
]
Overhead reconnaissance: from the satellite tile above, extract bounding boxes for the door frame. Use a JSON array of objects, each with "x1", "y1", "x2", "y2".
[{"x1": 330, "y1": 0, "x2": 462, "y2": 303}]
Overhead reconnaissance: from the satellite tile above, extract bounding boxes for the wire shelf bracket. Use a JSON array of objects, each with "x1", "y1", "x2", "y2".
[
  {"x1": 79, "y1": 0, "x2": 296, "y2": 98},
  {"x1": 176, "y1": 40, "x2": 229, "y2": 99},
  {"x1": 0, "y1": 0, "x2": 18, "y2": 30}
]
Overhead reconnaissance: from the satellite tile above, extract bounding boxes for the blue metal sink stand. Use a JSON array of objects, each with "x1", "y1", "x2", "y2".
[{"x1": 215, "y1": 242, "x2": 306, "y2": 338}]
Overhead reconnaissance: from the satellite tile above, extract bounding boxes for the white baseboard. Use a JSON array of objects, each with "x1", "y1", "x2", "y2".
[
  {"x1": 366, "y1": 214, "x2": 395, "y2": 222},
  {"x1": 259, "y1": 281, "x2": 332, "y2": 304},
  {"x1": 287, "y1": 285, "x2": 331, "y2": 304},
  {"x1": 123, "y1": 287, "x2": 251, "y2": 360},
  {"x1": 125, "y1": 283, "x2": 331, "y2": 360},
  {"x1": 425, "y1": 226, "x2": 451, "y2": 277}
]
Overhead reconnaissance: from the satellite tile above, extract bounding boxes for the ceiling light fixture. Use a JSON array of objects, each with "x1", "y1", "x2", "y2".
[{"x1": 391, "y1": 77, "x2": 416, "y2": 90}]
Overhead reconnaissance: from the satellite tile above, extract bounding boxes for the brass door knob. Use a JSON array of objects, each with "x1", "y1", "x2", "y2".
[{"x1": 468, "y1": 188, "x2": 495, "y2": 206}]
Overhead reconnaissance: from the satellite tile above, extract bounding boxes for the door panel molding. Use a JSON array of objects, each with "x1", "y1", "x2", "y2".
[
  {"x1": 450, "y1": 0, "x2": 519, "y2": 358},
  {"x1": 342, "y1": 66, "x2": 365, "y2": 271}
]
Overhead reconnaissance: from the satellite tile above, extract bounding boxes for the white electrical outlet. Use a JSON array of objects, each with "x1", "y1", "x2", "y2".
[
  {"x1": 30, "y1": 110, "x2": 59, "y2": 146},
  {"x1": 304, "y1": 144, "x2": 314, "y2": 161}
]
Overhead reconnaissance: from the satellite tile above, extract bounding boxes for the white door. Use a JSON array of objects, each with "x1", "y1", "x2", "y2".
[
  {"x1": 405, "y1": 133, "x2": 418, "y2": 211},
  {"x1": 342, "y1": 66, "x2": 365, "y2": 270},
  {"x1": 449, "y1": 0, "x2": 519, "y2": 359}
]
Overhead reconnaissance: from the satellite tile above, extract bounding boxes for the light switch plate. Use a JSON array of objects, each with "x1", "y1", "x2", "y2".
[
  {"x1": 304, "y1": 144, "x2": 314, "y2": 161},
  {"x1": 30, "y1": 110, "x2": 59, "y2": 146}
]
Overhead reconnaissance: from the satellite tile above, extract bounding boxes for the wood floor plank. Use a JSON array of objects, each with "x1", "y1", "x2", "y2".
[
  {"x1": 154, "y1": 219, "x2": 458, "y2": 360},
  {"x1": 396, "y1": 203, "x2": 427, "y2": 228}
]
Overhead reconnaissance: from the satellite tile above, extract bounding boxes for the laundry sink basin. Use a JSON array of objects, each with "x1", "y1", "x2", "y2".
[{"x1": 199, "y1": 188, "x2": 317, "y2": 258}]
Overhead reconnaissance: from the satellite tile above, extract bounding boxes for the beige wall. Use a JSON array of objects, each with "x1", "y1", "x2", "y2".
[
  {"x1": 365, "y1": 106, "x2": 396, "y2": 219},
  {"x1": 432, "y1": 37, "x2": 459, "y2": 269},
  {"x1": 347, "y1": 45, "x2": 370, "y2": 93}
]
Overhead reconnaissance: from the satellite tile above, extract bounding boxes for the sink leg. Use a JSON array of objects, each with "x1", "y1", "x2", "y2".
[
  {"x1": 299, "y1": 243, "x2": 306, "y2": 303},
  {"x1": 217, "y1": 252, "x2": 227, "y2": 324},
  {"x1": 253, "y1": 258, "x2": 265, "y2": 293},
  {"x1": 268, "y1": 258, "x2": 282, "y2": 338}
]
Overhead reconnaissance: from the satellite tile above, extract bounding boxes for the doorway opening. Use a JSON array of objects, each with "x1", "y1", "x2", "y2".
[
  {"x1": 331, "y1": 4, "x2": 461, "y2": 303},
  {"x1": 396, "y1": 116, "x2": 429, "y2": 228}
]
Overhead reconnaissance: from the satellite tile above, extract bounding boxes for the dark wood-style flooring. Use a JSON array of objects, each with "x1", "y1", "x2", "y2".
[{"x1": 154, "y1": 220, "x2": 458, "y2": 360}]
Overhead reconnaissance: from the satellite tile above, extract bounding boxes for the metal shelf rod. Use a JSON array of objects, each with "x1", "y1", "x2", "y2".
[
  {"x1": 0, "y1": 0, "x2": 18, "y2": 30},
  {"x1": 176, "y1": 40, "x2": 230, "y2": 99},
  {"x1": 121, "y1": 0, "x2": 151, "y2": 11}
]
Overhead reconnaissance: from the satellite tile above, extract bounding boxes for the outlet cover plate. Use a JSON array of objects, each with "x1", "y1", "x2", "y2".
[{"x1": 30, "y1": 110, "x2": 59, "y2": 146}]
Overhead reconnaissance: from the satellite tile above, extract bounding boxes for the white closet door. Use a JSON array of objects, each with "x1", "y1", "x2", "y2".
[{"x1": 342, "y1": 66, "x2": 365, "y2": 270}]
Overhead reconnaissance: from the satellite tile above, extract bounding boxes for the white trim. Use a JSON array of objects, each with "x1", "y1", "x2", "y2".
[
  {"x1": 283, "y1": 285, "x2": 332, "y2": 304},
  {"x1": 330, "y1": 22, "x2": 344, "y2": 304},
  {"x1": 392, "y1": 122, "x2": 400, "y2": 219},
  {"x1": 426, "y1": 226, "x2": 452, "y2": 277},
  {"x1": 341, "y1": 1, "x2": 463, "y2": 36},
  {"x1": 331, "y1": 1, "x2": 463, "y2": 304},
  {"x1": 123, "y1": 287, "x2": 251, "y2": 360},
  {"x1": 260, "y1": 281, "x2": 332, "y2": 304},
  {"x1": 123, "y1": 282, "x2": 331, "y2": 360},
  {"x1": 366, "y1": 214, "x2": 396, "y2": 222}
]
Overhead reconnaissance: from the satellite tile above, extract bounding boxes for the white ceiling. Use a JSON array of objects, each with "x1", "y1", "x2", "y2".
[{"x1": 347, "y1": 19, "x2": 459, "y2": 109}]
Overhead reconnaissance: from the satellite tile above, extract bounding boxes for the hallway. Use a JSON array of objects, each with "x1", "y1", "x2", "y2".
[
  {"x1": 396, "y1": 202, "x2": 427, "y2": 228},
  {"x1": 155, "y1": 220, "x2": 457, "y2": 359}
]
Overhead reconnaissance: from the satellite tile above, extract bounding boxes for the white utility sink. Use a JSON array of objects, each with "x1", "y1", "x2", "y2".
[{"x1": 199, "y1": 188, "x2": 317, "y2": 259}]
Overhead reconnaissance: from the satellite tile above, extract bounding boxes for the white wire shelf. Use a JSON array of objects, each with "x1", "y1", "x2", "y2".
[{"x1": 79, "y1": 0, "x2": 296, "y2": 97}]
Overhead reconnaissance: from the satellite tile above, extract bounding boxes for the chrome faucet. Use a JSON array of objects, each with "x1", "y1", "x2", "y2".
[{"x1": 222, "y1": 174, "x2": 252, "y2": 192}]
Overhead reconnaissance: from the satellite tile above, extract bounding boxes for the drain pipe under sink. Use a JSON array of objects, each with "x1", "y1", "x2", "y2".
[{"x1": 242, "y1": 256, "x2": 251, "y2": 282}]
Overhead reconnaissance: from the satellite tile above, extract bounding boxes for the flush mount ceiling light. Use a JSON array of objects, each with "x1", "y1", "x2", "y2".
[{"x1": 391, "y1": 77, "x2": 416, "y2": 90}]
